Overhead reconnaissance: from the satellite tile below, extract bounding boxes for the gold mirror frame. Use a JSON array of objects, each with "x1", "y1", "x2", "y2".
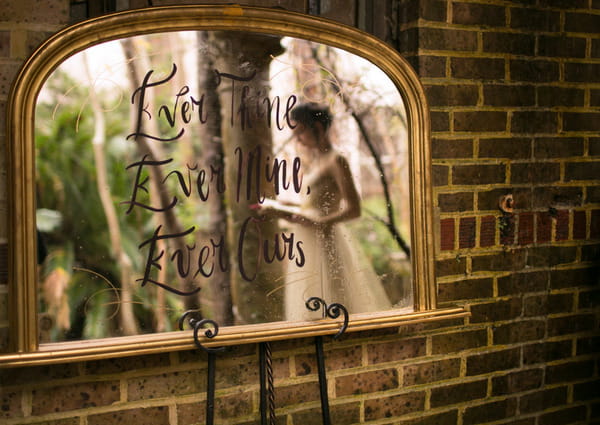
[{"x1": 3, "y1": 5, "x2": 466, "y2": 366}]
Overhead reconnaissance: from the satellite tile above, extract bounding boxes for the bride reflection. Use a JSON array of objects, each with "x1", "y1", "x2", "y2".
[{"x1": 259, "y1": 103, "x2": 393, "y2": 321}]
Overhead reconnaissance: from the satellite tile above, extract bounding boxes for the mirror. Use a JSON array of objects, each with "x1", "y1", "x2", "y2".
[
  {"x1": 5, "y1": 6, "x2": 457, "y2": 364},
  {"x1": 35, "y1": 31, "x2": 412, "y2": 342}
]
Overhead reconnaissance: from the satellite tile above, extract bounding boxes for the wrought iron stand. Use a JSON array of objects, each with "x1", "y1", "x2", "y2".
[
  {"x1": 306, "y1": 297, "x2": 349, "y2": 425},
  {"x1": 178, "y1": 312, "x2": 223, "y2": 425},
  {"x1": 179, "y1": 298, "x2": 348, "y2": 425}
]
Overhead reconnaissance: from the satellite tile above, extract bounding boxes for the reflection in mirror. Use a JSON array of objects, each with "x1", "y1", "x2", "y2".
[{"x1": 35, "y1": 31, "x2": 412, "y2": 343}]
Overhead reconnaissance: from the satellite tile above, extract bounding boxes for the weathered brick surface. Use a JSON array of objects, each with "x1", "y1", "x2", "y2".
[
  {"x1": 335, "y1": 368, "x2": 399, "y2": 396},
  {"x1": 88, "y1": 406, "x2": 169, "y2": 425},
  {"x1": 31, "y1": 381, "x2": 120, "y2": 415},
  {"x1": 363, "y1": 391, "x2": 425, "y2": 421}
]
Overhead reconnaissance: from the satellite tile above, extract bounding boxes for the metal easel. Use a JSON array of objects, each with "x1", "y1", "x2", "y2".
[{"x1": 179, "y1": 298, "x2": 347, "y2": 425}]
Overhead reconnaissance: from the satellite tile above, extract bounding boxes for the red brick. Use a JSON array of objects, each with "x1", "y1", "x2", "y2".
[
  {"x1": 565, "y1": 160, "x2": 600, "y2": 180},
  {"x1": 556, "y1": 209, "x2": 570, "y2": 240},
  {"x1": 500, "y1": 215, "x2": 515, "y2": 245},
  {"x1": 364, "y1": 391, "x2": 425, "y2": 421},
  {"x1": 492, "y1": 368, "x2": 543, "y2": 396},
  {"x1": 431, "y1": 111, "x2": 450, "y2": 132},
  {"x1": 550, "y1": 266, "x2": 599, "y2": 289},
  {"x1": 470, "y1": 297, "x2": 522, "y2": 323},
  {"x1": 591, "y1": 209, "x2": 600, "y2": 238},
  {"x1": 493, "y1": 319, "x2": 545, "y2": 344},
  {"x1": 395, "y1": 410, "x2": 458, "y2": 425},
  {"x1": 0, "y1": 32, "x2": 9, "y2": 58},
  {"x1": 547, "y1": 314, "x2": 595, "y2": 337},
  {"x1": 128, "y1": 370, "x2": 206, "y2": 401},
  {"x1": 438, "y1": 278, "x2": 494, "y2": 303},
  {"x1": 467, "y1": 347, "x2": 521, "y2": 376},
  {"x1": 532, "y1": 186, "x2": 583, "y2": 209},
  {"x1": 295, "y1": 345, "x2": 361, "y2": 376},
  {"x1": 479, "y1": 137, "x2": 531, "y2": 159},
  {"x1": 454, "y1": 112, "x2": 507, "y2": 133},
  {"x1": 367, "y1": 338, "x2": 426, "y2": 364},
  {"x1": 440, "y1": 218, "x2": 455, "y2": 251},
  {"x1": 573, "y1": 210, "x2": 586, "y2": 239},
  {"x1": 579, "y1": 289, "x2": 600, "y2": 310},
  {"x1": 511, "y1": 7, "x2": 560, "y2": 32},
  {"x1": 425, "y1": 84, "x2": 478, "y2": 107},
  {"x1": 459, "y1": 217, "x2": 476, "y2": 249},
  {"x1": 565, "y1": 11, "x2": 600, "y2": 33},
  {"x1": 538, "y1": 87, "x2": 585, "y2": 107},
  {"x1": 523, "y1": 293, "x2": 573, "y2": 316},
  {"x1": 518, "y1": 212, "x2": 534, "y2": 245},
  {"x1": 565, "y1": 63, "x2": 600, "y2": 83},
  {"x1": 420, "y1": 27, "x2": 478, "y2": 51},
  {"x1": 438, "y1": 192, "x2": 474, "y2": 212},
  {"x1": 463, "y1": 398, "x2": 517, "y2": 425},
  {"x1": 88, "y1": 407, "x2": 169, "y2": 425},
  {"x1": 433, "y1": 164, "x2": 449, "y2": 186},
  {"x1": 479, "y1": 215, "x2": 496, "y2": 247},
  {"x1": 546, "y1": 360, "x2": 595, "y2": 384},
  {"x1": 430, "y1": 380, "x2": 487, "y2": 407},
  {"x1": 403, "y1": 358, "x2": 461, "y2": 386},
  {"x1": 537, "y1": 211, "x2": 552, "y2": 243},
  {"x1": 539, "y1": 35, "x2": 586, "y2": 58},
  {"x1": 526, "y1": 246, "x2": 577, "y2": 268},
  {"x1": 576, "y1": 336, "x2": 600, "y2": 355},
  {"x1": 431, "y1": 329, "x2": 488, "y2": 354},
  {"x1": 451, "y1": 57, "x2": 504, "y2": 80},
  {"x1": 497, "y1": 270, "x2": 549, "y2": 295},
  {"x1": 452, "y1": 164, "x2": 506, "y2": 185},
  {"x1": 290, "y1": 402, "x2": 360, "y2": 425},
  {"x1": 452, "y1": 2, "x2": 505, "y2": 26},
  {"x1": 539, "y1": 405, "x2": 587, "y2": 425},
  {"x1": 512, "y1": 162, "x2": 560, "y2": 184},
  {"x1": 573, "y1": 379, "x2": 600, "y2": 401},
  {"x1": 520, "y1": 386, "x2": 568, "y2": 414},
  {"x1": 432, "y1": 138, "x2": 473, "y2": 159},
  {"x1": 523, "y1": 340, "x2": 573, "y2": 365},
  {"x1": 483, "y1": 85, "x2": 535, "y2": 108},
  {"x1": 335, "y1": 369, "x2": 398, "y2": 396},
  {"x1": 511, "y1": 59, "x2": 559, "y2": 82},
  {"x1": 471, "y1": 249, "x2": 527, "y2": 272},
  {"x1": 32, "y1": 381, "x2": 120, "y2": 415},
  {"x1": 484, "y1": 32, "x2": 534, "y2": 55},
  {"x1": 512, "y1": 111, "x2": 558, "y2": 134},
  {"x1": 0, "y1": 391, "x2": 21, "y2": 419},
  {"x1": 435, "y1": 257, "x2": 467, "y2": 277},
  {"x1": 417, "y1": 55, "x2": 446, "y2": 78},
  {"x1": 275, "y1": 381, "x2": 320, "y2": 407}
]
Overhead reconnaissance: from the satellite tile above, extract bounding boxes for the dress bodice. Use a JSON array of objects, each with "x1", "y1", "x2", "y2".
[{"x1": 302, "y1": 155, "x2": 343, "y2": 218}]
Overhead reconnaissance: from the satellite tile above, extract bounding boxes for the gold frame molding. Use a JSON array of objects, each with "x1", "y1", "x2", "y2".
[{"x1": 3, "y1": 5, "x2": 466, "y2": 367}]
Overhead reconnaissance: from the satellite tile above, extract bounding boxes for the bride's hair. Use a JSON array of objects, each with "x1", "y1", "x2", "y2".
[{"x1": 291, "y1": 103, "x2": 332, "y2": 131}]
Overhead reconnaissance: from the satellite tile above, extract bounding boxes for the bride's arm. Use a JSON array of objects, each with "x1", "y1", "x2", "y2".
[{"x1": 256, "y1": 154, "x2": 360, "y2": 226}]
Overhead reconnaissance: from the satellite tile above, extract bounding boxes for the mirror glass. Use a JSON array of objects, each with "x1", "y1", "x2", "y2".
[{"x1": 35, "y1": 31, "x2": 412, "y2": 342}]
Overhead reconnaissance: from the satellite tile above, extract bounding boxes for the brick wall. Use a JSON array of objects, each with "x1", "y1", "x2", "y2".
[{"x1": 1, "y1": 1, "x2": 599, "y2": 424}]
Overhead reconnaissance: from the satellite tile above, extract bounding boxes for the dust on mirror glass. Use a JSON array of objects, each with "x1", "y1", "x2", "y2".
[{"x1": 35, "y1": 31, "x2": 412, "y2": 343}]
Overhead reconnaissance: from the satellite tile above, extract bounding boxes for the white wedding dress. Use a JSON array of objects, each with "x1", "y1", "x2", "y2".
[{"x1": 284, "y1": 152, "x2": 392, "y2": 321}]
